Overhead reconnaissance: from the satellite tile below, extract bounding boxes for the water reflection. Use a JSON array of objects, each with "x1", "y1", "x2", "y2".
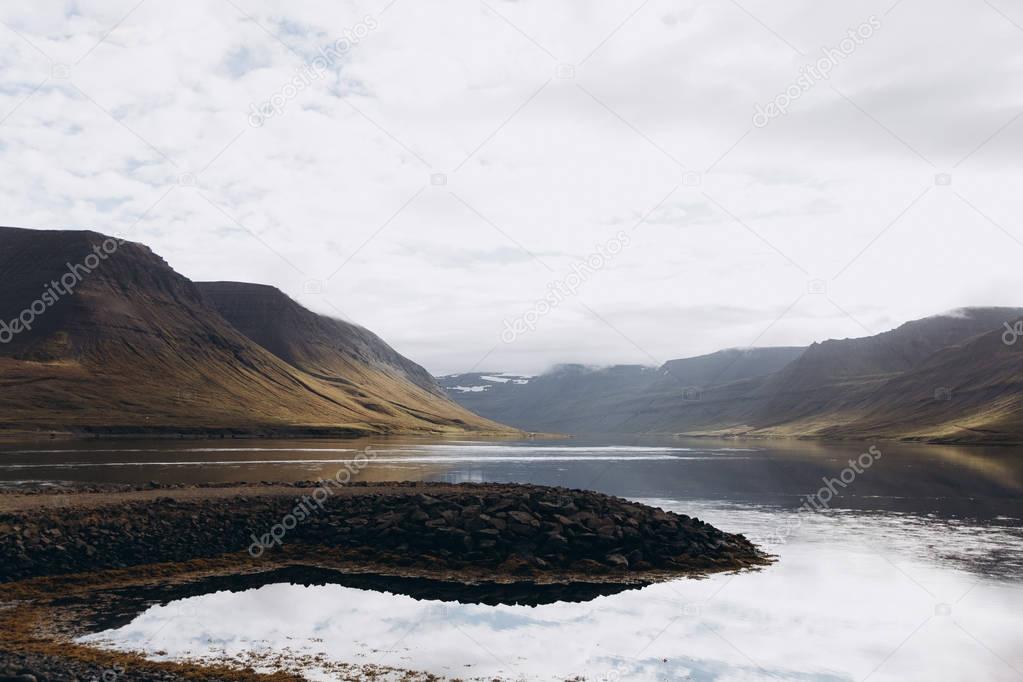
[
  {"x1": 81, "y1": 538, "x2": 1023, "y2": 681},
  {"x1": 9, "y1": 437, "x2": 1022, "y2": 679},
  {"x1": 67, "y1": 567, "x2": 647, "y2": 634},
  {"x1": 2, "y1": 437, "x2": 1021, "y2": 521},
  {"x1": 650, "y1": 499, "x2": 1023, "y2": 581}
]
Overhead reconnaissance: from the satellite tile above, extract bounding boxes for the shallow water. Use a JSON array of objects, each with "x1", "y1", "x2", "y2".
[
  {"x1": 79, "y1": 540, "x2": 1023, "y2": 681},
  {"x1": 4, "y1": 437, "x2": 1022, "y2": 680}
]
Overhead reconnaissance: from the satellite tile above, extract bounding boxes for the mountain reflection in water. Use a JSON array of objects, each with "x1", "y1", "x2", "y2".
[{"x1": 12, "y1": 437, "x2": 1020, "y2": 681}]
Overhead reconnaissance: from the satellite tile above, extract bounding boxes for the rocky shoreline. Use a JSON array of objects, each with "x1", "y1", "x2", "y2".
[
  {"x1": 1, "y1": 481, "x2": 769, "y2": 583},
  {"x1": 0, "y1": 482, "x2": 769, "y2": 681}
]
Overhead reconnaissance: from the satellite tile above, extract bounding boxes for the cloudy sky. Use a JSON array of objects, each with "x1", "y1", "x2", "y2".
[{"x1": 2, "y1": 0, "x2": 1022, "y2": 375}]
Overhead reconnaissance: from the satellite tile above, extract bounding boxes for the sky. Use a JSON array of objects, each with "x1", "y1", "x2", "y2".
[{"x1": 1, "y1": 0, "x2": 1022, "y2": 375}]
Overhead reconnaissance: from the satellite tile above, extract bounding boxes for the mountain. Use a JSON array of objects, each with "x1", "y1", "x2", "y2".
[
  {"x1": 197, "y1": 281, "x2": 444, "y2": 397},
  {"x1": 760, "y1": 309, "x2": 1020, "y2": 395},
  {"x1": 620, "y1": 308, "x2": 1023, "y2": 437},
  {"x1": 738, "y1": 308, "x2": 1023, "y2": 436},
  {"x1": 439, "y1": 365, "x2": 658, "y2": 433},
  {"x1": 0, "y1": 226, "x2": 507, "y2": 437},
  {"x1": 438, "y1": 348, "x2": 804, "y2": 434},
  {"x1": 816, "y1": 317, "x2": 1023, "y2": 442},
  {"x1": 657, "y1": 347, "x2": 806, "y2": 388},
  {"x1": 614, "y1": 347, "x2": 808, "y2": 434},
  {"x1": 440, "y1": 309, "x2": 1023, "y2": 442}
]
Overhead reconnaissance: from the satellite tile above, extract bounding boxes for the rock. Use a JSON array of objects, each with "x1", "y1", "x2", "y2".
[
  {"x1": 474, "y1": 528, "x2": 501, "y2": 539},
  {"x1": 605, "y1": 553, "x2": 629, "y2": 569},
  {"x1": 507, "y1": 511, "x2": 539, "y2": 527},
  {"x1": 541, "y1": 532, "x2": 569, "y2": 552},
  {"x1": 438, "y1": 510, "x2": 458, "y2": 524},
  {"x1": 571, "y1": 511, "x2": 602, "y2": 530},
  {"x1": 509, "y1": 522, "x2": 538, "y2": 536},
  {"x1": 574, "y1": 558, "x2": 607, "y2": 572},
  {"x1": 460, "y1": 505, "x2": 482, "y2": 517},
  {"x1": 498, "y1": 555, "x2": 532, "y2": 574},
  {"x1": 486, "y1": 498, "x2": 516, "y2": 514},
  {"x1": 0, "y1": 481, "x2": 768, "y2": 583}
]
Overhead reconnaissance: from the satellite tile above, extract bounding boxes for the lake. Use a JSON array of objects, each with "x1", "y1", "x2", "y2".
[{"x1": 3, "y1": 437, "x2": 1022, "y2": 681}]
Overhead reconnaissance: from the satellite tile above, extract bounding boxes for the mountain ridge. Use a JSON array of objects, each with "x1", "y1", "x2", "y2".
[
  {"x1": 0, "y1": 226, "x2": 510, "y2": 438},
  {"x1": 198, "y1": 281, "x2": 444, "y2": 397},
  {"x1": 439, "y1": 308, "x2": 1023, "y2": 443}
]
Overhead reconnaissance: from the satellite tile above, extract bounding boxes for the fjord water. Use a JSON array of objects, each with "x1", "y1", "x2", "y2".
[{"x1": 4, "y1": 438, "x2": 1022, "y2": 680}]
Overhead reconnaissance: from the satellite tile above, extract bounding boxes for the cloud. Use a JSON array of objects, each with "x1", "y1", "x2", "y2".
[{"x1": 0, "y1": 0, "x2": 1021, "y2": 375}]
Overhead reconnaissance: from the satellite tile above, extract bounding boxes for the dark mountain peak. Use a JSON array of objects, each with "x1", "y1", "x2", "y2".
[
  {"x1": 0, "y1": 225, "x2": 168, "y2": 272},
  {"x1": 197, "y1": 280, "x2": 443, "y2": 397},
  {"x1": 783, "y1": 306, "x2": 1023, "y2": 387},
  {"x1": 202, "y1": 280, "x2": 283, "y2": 296},
  {"x1": 605, "y1": 364, "x2": 656, "y2": 374},
  {"x1": 892, "y1": 306, "x2": 1021, "y2": 332},
  {"x1": 0, "y1": 226, "x2": 505, "y2": 436},
  {"x1": 0, "y1": 227, "x2": 210, "y2": 359},
  {"x1": 547, "y1": 363, "x2": 594, "y2": 374},
  {"x1": 658, "y1": 346, "x2": 805, "y2": 387},
  {"x1": 440, "y1": 307, "x2": 1023, "y2": 442}
]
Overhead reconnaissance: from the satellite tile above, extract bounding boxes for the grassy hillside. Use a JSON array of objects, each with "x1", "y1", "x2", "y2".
[
  {"x1": 440, "y1": 310, "x2": 1023, "y2": 443},
  {"x1": 0, "y1": 226, "x2": 510, "y2": 438}
]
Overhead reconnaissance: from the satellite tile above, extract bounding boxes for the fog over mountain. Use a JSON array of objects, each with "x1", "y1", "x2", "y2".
[
  {"x1": 2, "y1": 1, "x2": 1022, "y2": 374},
  {"x1": 440, "y1": 308, "x2": 1023, "y2": 443}
]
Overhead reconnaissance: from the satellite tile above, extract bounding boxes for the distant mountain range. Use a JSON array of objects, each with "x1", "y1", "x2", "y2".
[
  {"x1": 5, "y1": 225, "x2": 1020, "y2": 444},
  {"x1": 439, "y1": 308, "x2": 1023, "y2": 443},
  {"x1": 0, "y1": 226, "x2": 508, "y2": 438}
]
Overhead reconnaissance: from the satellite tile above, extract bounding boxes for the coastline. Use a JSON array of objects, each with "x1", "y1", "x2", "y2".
[
  {"x1": 668, "y1": 430, "x2": 1023, "y2": 446},
  {"x1": 0, "y1": 481, "x2": 770, "y2": 583},
  {"x1": 0, "y1": 481, "x2": 770, "y2": 680},
  {"x1": 0, "y1": 425, "x2": 530, "y2": 443}
]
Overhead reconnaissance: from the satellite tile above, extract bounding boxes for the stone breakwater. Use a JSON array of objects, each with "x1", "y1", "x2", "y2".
[{"x1": 0, "y1": 482, "x2": 769, "y2": 583}]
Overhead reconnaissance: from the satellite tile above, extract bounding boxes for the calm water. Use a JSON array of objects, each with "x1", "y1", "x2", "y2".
[{"x1": 3, "y1": 437, "x2": 1022, "y2": 680}]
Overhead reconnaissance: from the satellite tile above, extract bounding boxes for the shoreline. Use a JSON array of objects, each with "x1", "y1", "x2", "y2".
[
  {"x1": 670, "y1": 431, "x2": 1023, "y2": 447},
  {"x1": 0, "y1": 425, "x2": 531, "y2": 443},
  {"x1": 0, "y1": 481, "x2": 771, "y2": 583},
  {"x1": 3, "y1": 423, "x2": 1017, "y2": 446},
  {"x1": 0, "y1": 481, "x2": 770, "y2": 680}
]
